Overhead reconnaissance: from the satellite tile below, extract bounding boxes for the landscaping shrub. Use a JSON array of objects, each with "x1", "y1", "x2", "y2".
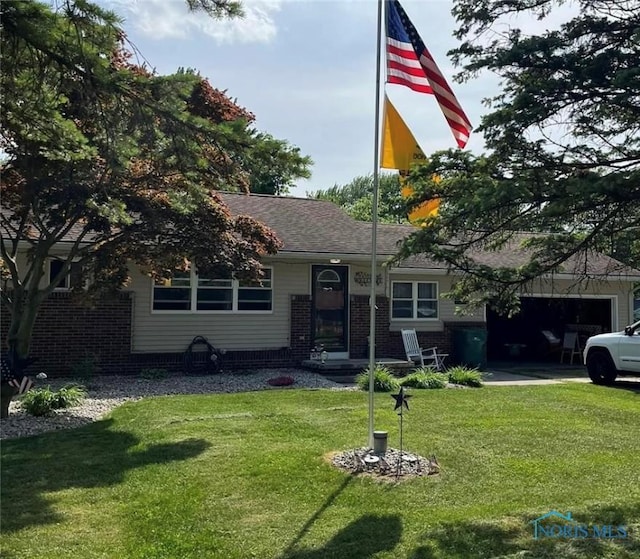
[
  {"x1": 139, "y1": 368, "x2": 170, "y2": 379},
  {"x1": 20, "y1": 385, "x2": 86, "y2": 417},
  {"x1": 70, "y1": 356, "x2": 97, "y2": 382},
  {"x1": 355, "y1": 366, "x2": 400, "y2": 392},
  {"x1": 447, "y1": 366, "x2": 483, "y2": 387},
  {"x1": 401, "y1": 369, "x2": 448, "y2": 389}
]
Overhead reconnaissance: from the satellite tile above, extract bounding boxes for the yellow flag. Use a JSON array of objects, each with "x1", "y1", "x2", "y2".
[
  {"x1": 400, "y1": 174, "x2": 440, "y2": 222},
  {"x1": 381, "y1": 96, "x2": 440, "y2": 223},
  {"x1": 381, "y1": 96, "x2": 426, "y2": 170}
]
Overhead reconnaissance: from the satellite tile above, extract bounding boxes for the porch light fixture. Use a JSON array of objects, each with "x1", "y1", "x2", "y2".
[{"x1": 329, "y1": 258, "x2": 341, "y2": 264}]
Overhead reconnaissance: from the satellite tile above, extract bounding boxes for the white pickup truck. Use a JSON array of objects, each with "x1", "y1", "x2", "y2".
[{"x1": 583, "y1": 320, "x2": 640, "y2": 385}]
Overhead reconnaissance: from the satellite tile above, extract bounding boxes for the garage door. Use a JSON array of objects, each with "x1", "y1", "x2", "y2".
[{"x1": 486, "y1": 297, "x2": 613, "y2": 361}]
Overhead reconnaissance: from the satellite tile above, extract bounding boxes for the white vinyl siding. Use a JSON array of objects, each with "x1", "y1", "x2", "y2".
[
  {"x1": 131, "y1": 261, "x2": 308, "y2": 352},
  {"x1": 350, "y1": 264, "x2": 387, "y2": 296}
]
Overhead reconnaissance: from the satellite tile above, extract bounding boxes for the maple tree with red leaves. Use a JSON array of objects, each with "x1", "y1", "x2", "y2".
[{"x1": 0, "y1": 0, "x2": 309, "y2": 387}]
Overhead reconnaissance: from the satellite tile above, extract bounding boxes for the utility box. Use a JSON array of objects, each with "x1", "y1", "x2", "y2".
[{"x1": 452, "y1": 328, "x2": 487, "y2": 369}]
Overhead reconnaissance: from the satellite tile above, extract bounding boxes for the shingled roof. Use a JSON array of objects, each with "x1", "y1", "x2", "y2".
[
  {"x1": 221, "y1": 192, "x2": 410, "y2": 257},
  {"x1": 392, "y1": 233, "x2": 640, "y2": 277},
  {"x1": 6, "y1": 191, "x2": 638, "y2": 278},
  {"x1": 221, "y1": 192, "x2": 640, "y2": 278}
]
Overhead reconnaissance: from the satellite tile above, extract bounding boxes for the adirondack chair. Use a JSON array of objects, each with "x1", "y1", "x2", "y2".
[
  {"x1": 560, "y1": 331, "x2": 582, "y2": 365},
  {"x1": 541, "y1": 330, "x2": 562, "y2": 356},
  {"x1": 541, "y1": 330, "x2": 561, "y2": 348},
  {"x1": 401, "y1": 329, "x2": 448, "y2": 371}
]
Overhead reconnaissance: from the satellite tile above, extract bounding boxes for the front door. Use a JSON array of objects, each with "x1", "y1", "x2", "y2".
[{"x1": 312, "y1": 265, "x2": 349, "y2": 357}]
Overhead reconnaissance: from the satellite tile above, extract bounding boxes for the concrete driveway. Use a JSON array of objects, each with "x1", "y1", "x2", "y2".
[{"x1": 482, "y1": 363, "x2": 640, "y2": 386}]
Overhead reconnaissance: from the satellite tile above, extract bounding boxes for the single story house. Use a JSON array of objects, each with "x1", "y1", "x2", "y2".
[{"x1": 2, "y1": 193, "x2": 639, "y2": 375}]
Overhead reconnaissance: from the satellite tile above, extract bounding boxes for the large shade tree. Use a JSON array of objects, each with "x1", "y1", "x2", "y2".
[
  {"x1": 0, "y1": 0, "x2": 310, "y2": 383},
  {"x1": 396, "y1": 0, "x2": 640, "y2": 312},
  {"x1": 311, "y1": 174, "x2": 408, "y2": 224},
  {"x1": 246, "y1": 133, "x2": 312, "y2": 195}
]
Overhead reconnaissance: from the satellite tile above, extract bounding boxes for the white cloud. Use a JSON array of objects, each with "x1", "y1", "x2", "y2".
[{"x1": 108, "y1": 0, "x2": 282, "y2": 43}]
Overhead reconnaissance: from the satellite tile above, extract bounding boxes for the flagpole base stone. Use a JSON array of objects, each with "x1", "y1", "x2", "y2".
[{"x1": 330, "y1": 447, "x2": 440, "y2": 481}]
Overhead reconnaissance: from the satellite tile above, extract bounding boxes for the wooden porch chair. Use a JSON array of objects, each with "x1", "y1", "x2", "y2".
[
  {"x1": 560, "y1": 331, "x2": 581, "y2": 364},
  {"x1": 401, "y1": 329, "x2": 449, "y2": 371}
]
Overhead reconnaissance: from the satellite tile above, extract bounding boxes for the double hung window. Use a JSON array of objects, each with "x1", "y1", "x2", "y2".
[
  {"x1": 153, "y1": 267, "x2": 272, "y2": 313},
  {"x1": 391, "y1": 281, "x2": 438, "y2": 319},
  {"x1": 49, "y1": 259, "x2": 85, "y2": 290}
]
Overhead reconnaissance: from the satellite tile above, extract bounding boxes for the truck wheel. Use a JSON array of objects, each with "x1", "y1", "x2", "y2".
[{"x1": 586, "y1": 351, "x2": 618, "y2": 385}]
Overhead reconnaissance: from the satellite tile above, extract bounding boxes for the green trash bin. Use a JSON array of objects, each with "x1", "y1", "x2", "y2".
[{"x1": 452, "y1": 328, "x2": 487, "y2": 369}]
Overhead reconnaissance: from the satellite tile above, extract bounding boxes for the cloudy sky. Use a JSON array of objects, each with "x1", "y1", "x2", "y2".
[{"x1": 103, "y1": 0, "x2": 568, "y2": 197}]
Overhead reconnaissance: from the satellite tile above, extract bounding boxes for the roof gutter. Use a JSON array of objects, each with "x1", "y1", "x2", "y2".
[{"x1": 263, "y1": 251, "x2": 399, "y2": 263}]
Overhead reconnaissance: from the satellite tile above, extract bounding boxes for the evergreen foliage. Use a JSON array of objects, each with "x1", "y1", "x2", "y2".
[{"x1": 395, "y1": 0, "x2": 640, "y2": 313}]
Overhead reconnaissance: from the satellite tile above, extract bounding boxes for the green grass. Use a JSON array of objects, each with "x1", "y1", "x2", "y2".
[{"x1": 2, "y1": 384, "x2": 639, "y2": 558}]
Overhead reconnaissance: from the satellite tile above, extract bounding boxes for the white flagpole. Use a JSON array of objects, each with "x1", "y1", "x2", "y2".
[{"x1": 368, "y1": 0, "x2": 384, "y2": 449}]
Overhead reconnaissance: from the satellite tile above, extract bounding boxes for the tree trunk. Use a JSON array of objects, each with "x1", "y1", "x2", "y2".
[
  {"x1": 3, "y1": 290, "x2": 43, "y2": 417},
  {"x1": 0, "y1": 384, "x2": 18, "y2": 418},
  {"x1": 6, "y1": 289, "x2": 42, "y2": 360}
]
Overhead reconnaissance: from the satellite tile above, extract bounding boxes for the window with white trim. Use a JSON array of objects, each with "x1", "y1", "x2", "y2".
[
  {"x1": 391, "y1": 281, "x2": 438, "y2": 319},
  {"x1": 153, "y1": 267, "x2": 272, "y2": 312},
  {"x1": 49, "y1": 259, "x2": 85, "y2": 290}
]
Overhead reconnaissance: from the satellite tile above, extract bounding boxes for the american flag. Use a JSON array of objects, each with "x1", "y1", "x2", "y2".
[
  {"x1": 1, "y1": 357, "x2": 34, "y2": 395},
  {"x1": 386, "y1": 0, "x2": 472, "y2": 148}
]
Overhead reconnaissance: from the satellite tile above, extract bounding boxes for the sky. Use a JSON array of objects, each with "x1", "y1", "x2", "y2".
[{"x1": 102, "y1": 0, "x2": 569, "y2": 198}]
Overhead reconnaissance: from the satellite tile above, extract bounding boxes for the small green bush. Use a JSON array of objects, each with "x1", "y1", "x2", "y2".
[
  {"x1": 402, "y1": 369, "x2": 448, "y2": 389},
  {"x1": 355, "y1": 366, "x2": 401, "y2": 392},
  {"x1": 447, "y1": 366, "x2": 483, "y2": 387},
  {"x1": 139, "y1": 368, "x2": 170, "y2": 379},
  {"x1": 70, "y1": 356, "x2": 96, "y2": 381},
  {"x1": 19, "y1": 387, "x2": 55, "y2": 417},
  {"x1": 21, "y1": 385, "x2": 86, "y2": 417}
]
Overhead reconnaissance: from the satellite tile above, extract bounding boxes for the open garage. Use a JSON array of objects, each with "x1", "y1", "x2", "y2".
[{"x1": 487, "y1": 296, "x2": 614, "y2": 362}]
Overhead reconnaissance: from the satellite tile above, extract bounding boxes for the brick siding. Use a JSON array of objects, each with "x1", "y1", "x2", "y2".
[
  {"x1": 1, "y1": 291, "x2": 132, "y2": 376},
  {"x1": 2, "y1": 290, "x2": 485, "y2": 377},
  {"x1": 349, "y1": 295, "x2": 390, "y2": 358},
  {"x1": 290, "y1": 294, "x2": 312, "y2": 361}
]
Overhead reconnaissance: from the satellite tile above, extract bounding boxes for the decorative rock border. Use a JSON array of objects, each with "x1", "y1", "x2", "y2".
[{"x1": 330, "y1": 447, "x2": 441, "y2": 481}]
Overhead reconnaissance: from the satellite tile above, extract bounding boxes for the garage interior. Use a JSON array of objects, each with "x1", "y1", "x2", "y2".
[{"x1": 486, "y1": 296, "x2": 613, "y2": 362}]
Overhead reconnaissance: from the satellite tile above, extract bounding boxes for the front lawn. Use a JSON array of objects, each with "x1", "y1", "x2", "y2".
[{"x1": 2, "y1": 383, "x2": 639, "y2": 558}]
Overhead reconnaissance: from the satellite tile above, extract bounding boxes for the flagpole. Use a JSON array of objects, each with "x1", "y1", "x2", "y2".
[{"x1": 368, "y1": 0, "x2": 384, "y2": 449}]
